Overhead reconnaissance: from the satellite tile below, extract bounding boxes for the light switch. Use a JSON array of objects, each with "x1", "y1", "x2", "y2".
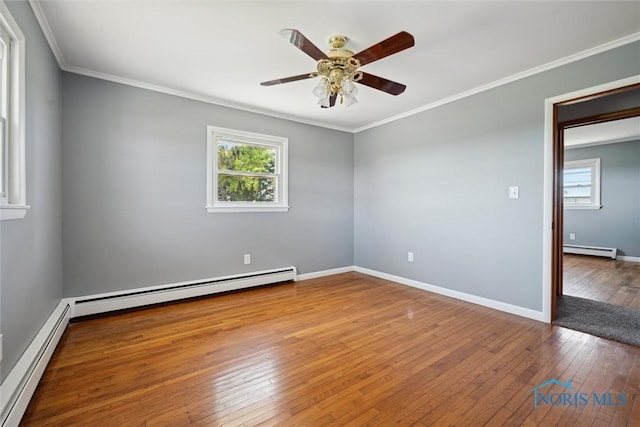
[{"x1": 509, "y1": 186, "x2": 519, "y2": 199}]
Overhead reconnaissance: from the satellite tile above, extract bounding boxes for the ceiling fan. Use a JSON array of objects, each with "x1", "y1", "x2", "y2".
[{"x1": 261, "y1": 29, "x2": 415, "y2": 108}]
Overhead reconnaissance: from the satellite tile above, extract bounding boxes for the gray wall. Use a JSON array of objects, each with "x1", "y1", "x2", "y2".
[
  {"x1": 564, "y1": 140, "x2": 640, "y2": 257},
  {"x1": 0, "y1": 3, "x2": 637, "y2": 382},
  {"x1": 62, "y1": 74, "x2": 354, "y2": 297},
  {"x1": 354, "y1": 41, "x2": 640, "y2": 312},
  {"x1": 0, "y1": 1, "x2": 62, "y2": 380}
]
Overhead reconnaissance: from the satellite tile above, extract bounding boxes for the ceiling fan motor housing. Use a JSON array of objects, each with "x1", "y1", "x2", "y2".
[
  {"x1": 326, "y1": 35, "x2": 352, "y2": 58},
  {"x1": 317, "y1": 55, "x2": 362, "y2": 94}
]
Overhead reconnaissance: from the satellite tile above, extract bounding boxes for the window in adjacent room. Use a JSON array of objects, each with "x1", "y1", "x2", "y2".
[
  {"x1": 207, "y1": 126, "x2": 289, "y2": 213},
  {"x1": 563, "y1": 158, "x2": 601, "y2": 209},
  {"x1": 0, "y1": 2, "x2": 27, "y2": 220}
]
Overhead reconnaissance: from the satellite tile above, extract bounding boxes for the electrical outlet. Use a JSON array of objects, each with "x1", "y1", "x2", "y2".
[
  {"x1": 408, "y1": 252, "x2": 414, "y2": 263},
  {"x1": 244, "y1": 254, "x2": 251, "y2": 265},
  {"x1": 569, "y1": 233, "x2": 576, "y2": 241}
]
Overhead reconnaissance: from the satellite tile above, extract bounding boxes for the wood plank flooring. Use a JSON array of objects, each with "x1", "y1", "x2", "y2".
[
  {"x1": 564, "y1": 255, "x2": 640, "y2": 310},
  {"x1": 21, "y1": 272, "x2": 640, "y2": 426}
]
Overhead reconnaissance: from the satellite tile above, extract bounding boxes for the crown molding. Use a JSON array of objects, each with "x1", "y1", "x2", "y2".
[
  {"x1": 62, "y1": 64, "x2": 354, "y2": 133},
  {"x1": 27, "y1": 0, "x2": 640, "y2": 134},
  {"x1": 354, "y1": 32, "x2": 640, "y2": 133},
  {"x1": 28, "y1": 0, "x2": 67, "y2": 69}
]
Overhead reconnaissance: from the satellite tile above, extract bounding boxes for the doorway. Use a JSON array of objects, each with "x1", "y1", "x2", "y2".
[{"x1": 549, "y1": 81, "x2": 640, "y2": 321}]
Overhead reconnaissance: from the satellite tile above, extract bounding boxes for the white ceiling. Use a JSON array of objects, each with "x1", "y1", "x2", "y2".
[
  {"x1": 565, "y1": 116, "x2": 640, "y2": 148},
  {"x1": 30, "y1": 1, "x2": 640, "y2": 132}
]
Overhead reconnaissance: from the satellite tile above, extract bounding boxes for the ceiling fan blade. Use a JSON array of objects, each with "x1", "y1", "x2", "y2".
[
  {"x1": 352, "y1": 31, "x2": 415, "y2": 66},
  {"x1": 321, "y1": 93, "x2": 338, "y2": 108},
  {"x1": 261, "y1": 72, "x2": 318, "y2": 86},
  {"x1": 279, "y1": 29, "x2": 328, "y2": 61},
  {"x1": 358, "y1": 72, "x2": 406, "y2": 95}
]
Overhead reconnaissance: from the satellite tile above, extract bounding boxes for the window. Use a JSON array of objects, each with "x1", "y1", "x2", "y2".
[
  {"x1": 0, "y1": 2, "x2": 26, "y2": 220},
  {"x1": 563, "y1": 158, "x2": 601, "y2": 209},
  {"x1": 207, "y1": 126, "x2": 289, "y2": 213}
]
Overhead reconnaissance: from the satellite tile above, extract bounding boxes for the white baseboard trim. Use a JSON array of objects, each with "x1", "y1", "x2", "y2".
[
  {"x1": 1, "y1": 299, "x2": 72, "y2": 427},
  {"x1": 617, "y1": 255, "x2": 640, "y2": 263},
  {"x1": 354, "y1": 266, "x2": 545, "y2": 322},
  {"x1": 295, "y1": 266, "x2": 355, "y2": 281}
]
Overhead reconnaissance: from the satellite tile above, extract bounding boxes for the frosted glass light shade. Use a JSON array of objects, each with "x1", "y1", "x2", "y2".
[
  {"x1": 342, "y1": 78, "x2": 357, "y2": 96},
  {"x1": 313, "y1": 78, "x2": 330, "y2": 99},
  {"x1": 342, "y1": 78, "x2": 358, "y2": 107},
  {"x1": 318, "y1": 96, "x2": 331, "y2": 108},
  {"x1": 344, "y1": 94, "x2": 358, "y2": 107}
]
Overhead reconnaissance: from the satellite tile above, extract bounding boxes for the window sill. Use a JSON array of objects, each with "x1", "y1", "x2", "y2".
[
  {"x1": 206, "y1": 205, "x2": 290, "y2": 213},
  {"x1": 0, "y1": 204, "x2": 30, "y2": 220},
  {"x1": 564, "y1": 205, "x2": 602, "y2": 210}
]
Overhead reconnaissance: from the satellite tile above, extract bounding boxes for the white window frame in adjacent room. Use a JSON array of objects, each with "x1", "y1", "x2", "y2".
[
  {"x1": 206, "y1": 126, "x2": 289, "y2": 213},
  {"x1": 0, "y1": 1, "x2": 27, "y2": 221},
  {"x1": 563, "y1": 158, "x2": 601, "y2": 210}
]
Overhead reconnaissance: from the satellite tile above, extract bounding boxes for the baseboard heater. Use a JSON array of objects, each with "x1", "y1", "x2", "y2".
[
  {"x1": 563, "y1": 244, "x2": 617, "y2": 260},
  {"x1": 1, "y1": 302, "x2": 70, "y2": 427},
  {"x1": 73, "y1": 267, "x2": 296, "y2": 317}
]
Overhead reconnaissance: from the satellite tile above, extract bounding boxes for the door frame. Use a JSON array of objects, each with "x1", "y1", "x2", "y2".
[{"x1": 542, "y1": 75, "x2": 640, "y2": 323}]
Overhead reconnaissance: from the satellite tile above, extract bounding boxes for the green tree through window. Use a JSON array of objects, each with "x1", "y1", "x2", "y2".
[
  {"x1": 207, "y1": 126, "x2": 288, "y2": 213},
  {"x1": 217, "y1": 141, "x2": 277, "y2": 202}
]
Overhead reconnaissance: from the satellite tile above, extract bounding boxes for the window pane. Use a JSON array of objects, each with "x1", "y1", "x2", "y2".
[
  {"x1": 217, "y1": 174, "x2": 276, "y2": 202},
  {"x1": 564, "y1": 167, "x2": 591, "y2": 186},
  {"x1": 218, "y1": 141, "x2": 276, "y2": 174},
  {"x1": 564, "y1": 186, "x2": 591, "y2": 198},
  {"x1": 574, "y1": 197, "x2": 592, "y2": 204},
  {"x1": 565, "y1": 197, "x2": 592, "y2": 205}
]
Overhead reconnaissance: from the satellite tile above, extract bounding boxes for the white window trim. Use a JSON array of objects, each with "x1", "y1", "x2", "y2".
[
  {"x1": 0, "y1": 1, "x2": 28, "y2": 221},
  {"x1": 564, "y1": 158, "x2": 601, "y2": 210},
  {"x1": 206, "y1": 126, "x2": 289, "y2": 213}
]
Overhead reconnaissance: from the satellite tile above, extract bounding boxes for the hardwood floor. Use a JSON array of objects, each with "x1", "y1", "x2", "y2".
[
  {"x1": 21, "y1": 272, "x2": 640, "y2": 426},
  {"x1": 564, "y1": 254, "x2": 640, "y2": 310}
]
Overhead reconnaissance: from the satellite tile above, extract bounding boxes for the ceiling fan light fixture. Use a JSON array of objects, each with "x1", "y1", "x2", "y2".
[
  {"x1": 313, "y1": 78, "x2": 332, "y2": 108},
  {"x1": 262, "y1": 29, "x2": 414, "y2": 108},
  {"x1": 312, "y1": 77, "x2": 330, "y2": 99},
  {"x1": 343, "y1": 93, "x2": 358, "y2": 108},
  {"x1": 341, "y1": 77, "x2": 358, "y2": 107},
  {"x1": 318, "y1": 94, "x2": 331, "y2": 108},
  {"x1": 328, "y1": 68, "x2": 345, "y2": 93},
  {"x1": 342, "y1": 77, "x2": 357, "y2": 96}
]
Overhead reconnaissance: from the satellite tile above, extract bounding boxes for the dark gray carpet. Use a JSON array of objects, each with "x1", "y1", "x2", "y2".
[{"x1": 554, "y1": 295, "x2": 640, "y2": 347}]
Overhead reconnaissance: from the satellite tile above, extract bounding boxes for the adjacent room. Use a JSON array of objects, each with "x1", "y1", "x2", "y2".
[
  {"x1": 562, "y1": 112, "x2": 640, "y2": 312},
  {"x1": 552, "y1": 87, "x2": 640, "y2": 346},
  {"x1": 1, "y1": 1, "x2": 639, "y2": 425}
]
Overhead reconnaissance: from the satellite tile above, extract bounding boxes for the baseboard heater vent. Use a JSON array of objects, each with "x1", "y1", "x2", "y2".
[
  {"x1": 73, "y1": 267, "x2": 296, "y2": 317},
  {"x1": 1, "y1": 302, "x2": 70, "y2": 427},
  {"x1": 563, "y1": 244, "x2": 617, "y2": 260}
]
